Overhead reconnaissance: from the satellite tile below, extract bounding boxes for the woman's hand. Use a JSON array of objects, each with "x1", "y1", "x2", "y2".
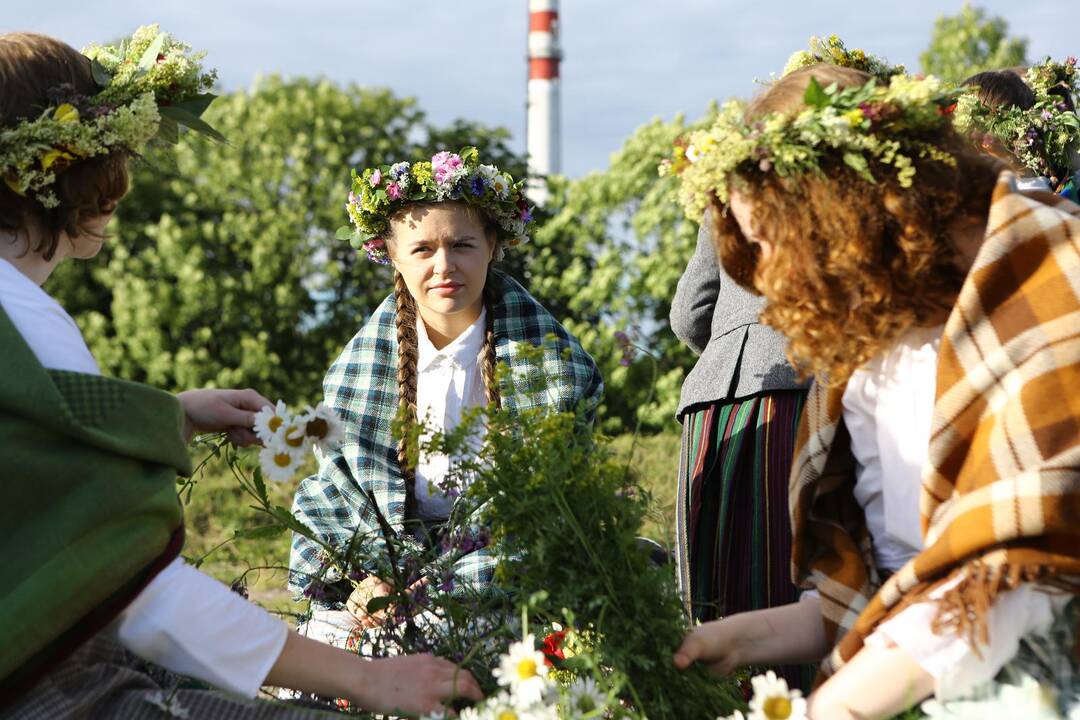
[
  {"x1": 674, "y1": 598, "x2": 829, "y2": 675},
  {"x1": 346, "y1": 576, "x2": 395, "y2": 628},
  {"x1": 353, "y1": 654, "x2": 484, "y2": 717},
  {"x1": 176, "y1": 388, "x2": 271, "y2": 446},
  {"x1": 673, "y1": 618, "x2": 746, "y2": 675}
]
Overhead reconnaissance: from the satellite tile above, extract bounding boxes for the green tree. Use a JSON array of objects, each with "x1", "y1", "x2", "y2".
[
  {"x1": 920, "y1": 3, "x2": 1028, "y2": 81},
  {"x1": 49, "y1": 77, "x2": 525, "y2": 403},
  {"x1": 533, "y1": 110, "x2": 716, "y2": 434}
]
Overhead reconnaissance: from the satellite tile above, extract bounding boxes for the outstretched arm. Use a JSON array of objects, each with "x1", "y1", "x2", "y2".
[
  {"x1": 673, "y1": 596, "x2": 828, "y2": 675},
  {"x1": 267, "y1": 630, "x2": 483, "y2": 716}
]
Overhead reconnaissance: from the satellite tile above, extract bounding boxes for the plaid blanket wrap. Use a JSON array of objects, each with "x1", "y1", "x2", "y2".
[
  {"x1": 290, "y1": 270, "x2": 602, "y2": 601},
  {"x1": 789, "y1": 172, "x2": 1080, "y2": 677}
]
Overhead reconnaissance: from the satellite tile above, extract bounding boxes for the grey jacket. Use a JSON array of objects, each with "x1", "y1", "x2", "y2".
[{"x1": 670, "y1": 218, "x2": 807, "y2": 418}]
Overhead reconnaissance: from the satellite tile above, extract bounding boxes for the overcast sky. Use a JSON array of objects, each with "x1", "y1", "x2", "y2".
[{"x1": 7, "y1": 1, "x2": 1074, "y2": 178}]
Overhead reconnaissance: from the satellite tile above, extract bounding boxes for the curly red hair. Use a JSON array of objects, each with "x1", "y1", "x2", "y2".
[{"x1": 712, "y1": 66, "x2": 1001, "y2": 384}]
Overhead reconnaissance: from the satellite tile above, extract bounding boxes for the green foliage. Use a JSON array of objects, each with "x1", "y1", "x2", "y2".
[
  {"x1": 529, "y1": 111, "x2": 716, "y2": 434},
  {"x1": 49, "y1": 77, "x2": 524, "y2": 405},
  {"x1": 919, "y1": 3, "x2": 1028, "y2": 81}
]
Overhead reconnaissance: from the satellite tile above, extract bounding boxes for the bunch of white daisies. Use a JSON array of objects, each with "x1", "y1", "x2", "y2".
[
  {"x1": 426, "y1": 634, "x2": 610, "y2": 720},
  {"x1": 252, "y1": 401, "x2": 344, "y2": 481}
]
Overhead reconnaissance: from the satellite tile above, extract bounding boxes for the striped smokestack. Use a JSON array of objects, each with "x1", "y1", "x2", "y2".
[{"x1": 527, "y1": 0, "x2": 560, "y2": 205}]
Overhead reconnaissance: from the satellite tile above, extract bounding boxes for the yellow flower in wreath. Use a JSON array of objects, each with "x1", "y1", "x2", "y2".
[{"x1": 53, "y1": 103, "x2": 80, "y2": 123}]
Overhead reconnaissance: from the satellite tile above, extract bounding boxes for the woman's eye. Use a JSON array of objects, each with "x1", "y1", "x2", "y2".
[
  {"x1": 455, "y1": 241, "x2": 475, "y2": 249},
  {"x1": 412, "y1": 245, "x2": 431, "y2": 255}
]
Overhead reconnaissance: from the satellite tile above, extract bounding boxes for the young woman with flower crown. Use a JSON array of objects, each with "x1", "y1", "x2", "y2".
[
  {"x1": 0, "y1": 29, "x2": 482, "y2": 718},
  {"x1": 668, "y1": 63, "x2": 1080, "y2": 718},
  {"x1": 958, "y1": 57, "x2": 1080, "y2": 201},
  {"x1": 288, "y1": 149, "x2": 602, "y2": 646}
]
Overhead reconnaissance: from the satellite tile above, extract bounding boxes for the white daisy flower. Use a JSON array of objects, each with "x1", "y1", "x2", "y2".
[
  {"x1": 492, "y1": 635, "x2": 550, "y2": 709},
  {"x1": 300, "y1": 402, "x2": 345, "y2": 453},
  {"x1": 258, "y1": 441, "x2": 303, "y2": 482},
  {"x1": 144, "y1": 690, "x2": 190, "y2": 718},
  {"x1": 490, "y1": 174, "x2": 511, "y2": 198},
  {"x1": 747, "y1": 671, "x2": 807, "y2": 720},
  {"x1": 716, "y1": 712, "x2": 746, "y2": 720},
  {"x1": 686, "y1": 143, "x2": 700, "y2": 163},
  {"x1": 252, "y1": 400, "x2": 291, "y2": 445},
  {"x1": 280, "y1": 418, "x2": 314, "y2": 454},
  {"x1": 564, "y1": 676, "x2": 607, "y2": 715}
]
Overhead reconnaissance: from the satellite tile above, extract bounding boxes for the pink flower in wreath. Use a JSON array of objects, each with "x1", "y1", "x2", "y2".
[
  {"x1": 369, "y1": 169, "x2": 382, "y2": 187},
  {"x1": 432, "y1": 151, "x2": 463, "y2": 183},
  {"x1": 387, "y1": 182, "x2": 402, "y2": 200}
]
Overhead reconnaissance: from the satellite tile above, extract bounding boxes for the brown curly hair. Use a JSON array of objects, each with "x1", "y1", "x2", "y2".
[
  {"x1": 0, "y1": 32, "x2": 129, "y2": 260},
  {"x1": 713, "y1": 65, "x2": 1002, "y2": 385}
]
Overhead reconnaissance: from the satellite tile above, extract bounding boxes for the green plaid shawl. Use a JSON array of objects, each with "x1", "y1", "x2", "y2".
[
  {"x1": 289, "y1": 270, "x2": 602, "y2": 601},
  {"x1": 0, "y1": 303, "x2": 190, "y2": 697}
]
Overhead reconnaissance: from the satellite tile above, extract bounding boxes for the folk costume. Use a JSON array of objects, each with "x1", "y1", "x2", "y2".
[
  {"x1": 289, "y1": 150, "x2": 602, "y2": 623},
  {"x1": 791, "y1": 174, "x2": 1080, "y2": 702},
  {"x1": 0, "y1": 27, "x2": 332, "y2": 718}
]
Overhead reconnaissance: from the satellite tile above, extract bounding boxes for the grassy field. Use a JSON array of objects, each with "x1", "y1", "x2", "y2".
[{"x1": 182, "y1": 431, "x2": 682, "y2": 613}]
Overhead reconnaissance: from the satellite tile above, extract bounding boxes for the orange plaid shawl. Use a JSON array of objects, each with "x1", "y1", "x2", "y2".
[{"x1": 789, "y1": 171, "x2": 1080, "y2": 676}]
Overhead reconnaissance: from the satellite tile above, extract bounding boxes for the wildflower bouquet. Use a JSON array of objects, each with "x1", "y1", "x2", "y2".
[
  {"x1": 953, "y1": 57, "x2": 1080, "y2": 185},
  {"x1": 338, "y1": 147, "x2": 532, "y2": 264},
  {"x1": 661, "y1": 74, "x2": 959, "y2": 221},
  {"x1": 1, "y1": 25, "x2": 221, "y2": 207}
]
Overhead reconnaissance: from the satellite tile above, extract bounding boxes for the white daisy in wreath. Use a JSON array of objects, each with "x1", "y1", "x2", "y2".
[
  {"x1": 493, "y1": 635, "x2": 550, "y2": 708},
  {"x1": 299, "y1": 402, "x2": 345, "y2": 453},
  {"x1": 748, "y1": 670, "x2": 807, "y2": 720},
  {"x1": 258, "y1": 441, "x2": 303, "y2": 483},
  {"x1": 253, "y1": 400, "x2": 291, "y2": 445}
]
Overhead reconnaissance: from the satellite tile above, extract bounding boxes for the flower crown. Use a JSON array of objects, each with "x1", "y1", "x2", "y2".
[
  {"x1": 0, "y1": 25, "x2": 220, "y2": 208},
  {"x1": 783, "y1": 35, "x2": 906, "y2": 83},
  {"x1": 661, "y1": 74, "x2": 960, "y2": 222},
  {"x1": 338, "y1": 147, "x2": 533, "y2": 265},
  {"x1": 953, "y1": 56, "x2": 1080, "y2": 186}
]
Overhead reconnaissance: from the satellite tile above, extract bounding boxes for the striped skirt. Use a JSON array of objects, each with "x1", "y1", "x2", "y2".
[{"x1": 674, "y1": 390, "x2": 813, "y2": 691}]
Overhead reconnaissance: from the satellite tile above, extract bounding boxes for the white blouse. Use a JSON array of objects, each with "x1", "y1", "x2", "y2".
[
  {"x1": 841, "y1": 324, "x2": 1067, "y2": 699},
  {"x1": 0, "y1": 258, "x2": 287, "y2": 699},
  {"x1": 414, "y1": 309, "x2": 489, "y2": 519}
]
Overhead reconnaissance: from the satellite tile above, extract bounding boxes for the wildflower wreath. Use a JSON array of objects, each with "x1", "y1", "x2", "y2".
[
  {"x1": 338, "y1": 147, "x2": 533, "y2": 265},
  {"x1": 0, "y1": 24, "x2": 220, "y2": 208},
  {"x1": 953, "y1": 56, "x2": 1080, "y2": 187},
  {"x1": 661, "y1": 74, "x2": 960, "y2": 222}
]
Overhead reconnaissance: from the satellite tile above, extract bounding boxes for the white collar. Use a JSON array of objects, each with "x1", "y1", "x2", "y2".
[{"x1": 416, "y1": 307, "x2": 487, "y2": 373}]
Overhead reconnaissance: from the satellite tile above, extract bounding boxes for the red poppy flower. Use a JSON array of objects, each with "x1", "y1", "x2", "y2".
[{"x1": 542, "y1": 629, "x2": 568, "y2": 666}]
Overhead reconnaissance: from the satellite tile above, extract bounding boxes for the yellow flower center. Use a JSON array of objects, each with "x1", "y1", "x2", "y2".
[
  {"x1": 273, "y1": 452, "x2": 292, "y2": 468},
  {"x1": 284, "y1": 427, "x2": 305, "y2": 448},
  {"x1": 516, "y1": 658, "x2": 537, "y2": 680},
  {"x1": 496, "y1": 712, "x2": 517, "y2": 720},
  {"x1": 306, "y1": 418, "x2": 329, "y2": 439},
  {"x1": 762, "y1": 695, "x2": 793, "y2": 719},
  {"x1": 268, "y1": 416, "x2": 283, "y2": 432}
]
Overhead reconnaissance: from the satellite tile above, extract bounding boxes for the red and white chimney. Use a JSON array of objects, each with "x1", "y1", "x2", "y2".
[{"x1": 527, "y1": 0, "x2": 561, "y2": 204}]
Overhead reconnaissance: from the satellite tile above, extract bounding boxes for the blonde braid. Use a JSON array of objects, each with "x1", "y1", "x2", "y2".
[{"x1": 393, "y1": 270, "x2": 420, "y2": 517}]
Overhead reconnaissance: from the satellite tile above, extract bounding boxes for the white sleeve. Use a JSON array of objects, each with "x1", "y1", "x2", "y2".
[
  {"x1": 864, "y1": 580, "x2": 1069, "y2": 699},
  {"x1": 108, "y1": 558, "x2": 289, "y2": 698}
]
